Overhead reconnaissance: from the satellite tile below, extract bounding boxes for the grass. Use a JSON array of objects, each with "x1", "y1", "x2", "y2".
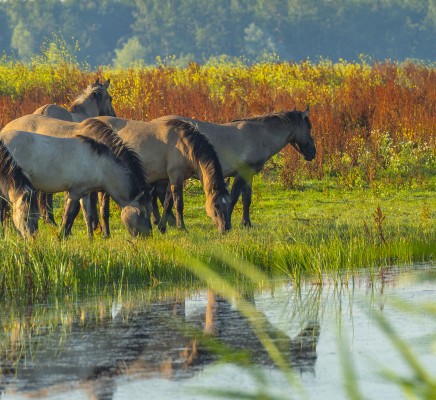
[{"x1": 0, "y1": 178, "x2": 434, "y2": 301}]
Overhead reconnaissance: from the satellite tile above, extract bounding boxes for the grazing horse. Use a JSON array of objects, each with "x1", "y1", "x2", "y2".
[
  {"x1": 31, "y1": 78, "x2": 116, "y2": 226},
  {"x1": 152, "y1": 108, "x2": 316, "y2": 226},
  {"x1": 93, "y1": 117, "x2": 231, "y2": 234},
  {"x1": 33, "y1": 79, "x2": 116, "y2": 122},
  {"x1": 0, "y1": 119, "x2": 152, "y2": 238},
  {"x1": 0, "y1": 140, "x2": 39, "y2": 238},
  {"x1": 1, "y1": 114, "x2": 230, "y2": 235}
]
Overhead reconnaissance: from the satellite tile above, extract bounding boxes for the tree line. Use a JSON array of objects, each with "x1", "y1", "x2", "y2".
[{"x1": 0, "y1": 0, "x2": 435, "y2": 67}]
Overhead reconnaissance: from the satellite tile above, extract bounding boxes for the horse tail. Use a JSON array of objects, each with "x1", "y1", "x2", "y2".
[
  {"x1": 164, "y1": 119, "x2": 227, "y2": 199},
  {"x1": 77, "y1": 118, "x2": 151, "y2": 201},
  {"x1": 0, "y1": 138, "x2": 34, "y2": 192}
]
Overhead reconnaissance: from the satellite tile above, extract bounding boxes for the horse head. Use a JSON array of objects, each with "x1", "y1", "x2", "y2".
[
  {"x1": 120, "y1": 192, "x2": 152, "y2": 238},
  {"x1": 206, "y1": 189, "x2": 231, "y2": 234},
  {"x1": 95, "y1": 79, "x2": 116, "y2": 117},
  {"x1": 289, "y1": 108, "x2": 316, "y2": 161},
  {"x1": 11, "y1": 188, "x2": 39, "y2": 238}
]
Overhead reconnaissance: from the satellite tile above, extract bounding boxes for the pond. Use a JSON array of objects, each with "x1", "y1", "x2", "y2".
[{"x1": 0, "y1": 264, "x2": 435, "y2": 400}]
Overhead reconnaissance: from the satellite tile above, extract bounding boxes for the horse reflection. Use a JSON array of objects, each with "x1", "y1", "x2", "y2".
[{"x1": 0, "y1": 289, "x2": 320, "y2": 399}]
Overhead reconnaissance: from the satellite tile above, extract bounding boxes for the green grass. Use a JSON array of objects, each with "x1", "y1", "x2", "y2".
[{"x1": 0, "y1": 178, "x2": 434, "y2": 300}]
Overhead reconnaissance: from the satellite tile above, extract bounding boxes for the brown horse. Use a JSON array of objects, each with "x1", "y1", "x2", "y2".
[
  {"x1": 0, "y1": 140, "x2": 39, "y2": 238},
  {"x1": 0, "y1": 119, "x2": 152, "y2": 238},
  {"x1": 152, "y1": 108, "x2": 316, "y2": 227}
]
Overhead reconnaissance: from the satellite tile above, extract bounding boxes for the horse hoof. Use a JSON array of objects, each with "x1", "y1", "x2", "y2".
[{"x1": 158, "y1": 224, "x2": 167, "y2": 234}]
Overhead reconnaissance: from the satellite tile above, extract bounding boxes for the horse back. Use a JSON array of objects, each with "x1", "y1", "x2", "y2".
[
  {"x1": 0, "y1": 130, "x2": 100, "y2": 192},
  {"x1": 33, "y1": 104, "x2": 73, "y2": 121},
  {"x1": 2, "y1": 114, "x2": 77, "y2": 137}
]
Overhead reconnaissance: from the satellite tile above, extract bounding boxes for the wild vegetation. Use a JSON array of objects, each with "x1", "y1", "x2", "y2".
[
  {"x1": 1, "y1": 46, "x2": 434, "y2": 190},
  {"x1": 0, "y1": 47, "x2": 435, "y2": 400},
  {"x1": 0, "y1": 43, "x2": 434, "y2": 294}
]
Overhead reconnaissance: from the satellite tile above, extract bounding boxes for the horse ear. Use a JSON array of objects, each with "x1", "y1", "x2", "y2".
[
  {"x1": 94, "y1": 78, "x2": 100, "y2": 85},
  {"x1": 103, "y1": 79, "x2": 110, "y2": 89}
]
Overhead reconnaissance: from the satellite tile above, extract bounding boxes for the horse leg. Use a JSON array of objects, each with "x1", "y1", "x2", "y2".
[
  {"x1": 90, "y1": 191, "x2": 100, "y2": 232},
  {"x1": 79, "y1": 194, "x2": 94, "y2": 238},
  {"x1": 152, "y1": 181, "x2": 176, "y2": 226},
  {"x1": 38, "y1": 192, "x2": 57, "y2": 226},
  {"x1": 240, "y1": 180, "x2": 253, "y2": 227},
  {"x1": 98, "y1": 191, "x2": 111, "y2": 238},
  {"x1": 171, "y1": 183, "x2": 187, "y2": 231},
  {"x1": 59, "y1": 195, "x2": 81, "y2": 238},
  {"x1": 157, "y1": 188, "x2": 174, "y2": 234},
  {"x1": 230, "y1": 175, "x2": 253, "y2": 227},
  {"x1": 151, "y1": 183, "x2": 161, "y2": 225},
  {"x1": 159, "y1": 181, "x2": 176, "y2": 227}
]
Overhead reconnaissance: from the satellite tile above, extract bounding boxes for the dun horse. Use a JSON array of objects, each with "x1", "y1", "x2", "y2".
[
  {"x1": 0, "y1": 119, "x2": 152, "y2": 238},
  {"x1": 31, "y1": 78, "x2": 116, "y2": 226},
  {"x1": 0, "y1": 140, "x2": 39, "y2": 238},
  {"x1": 152, "y1": 108, "x2": 316, "y2": 227},
  {"x1": 2, "y1": 114, "x2": 230, "y2": 235},
  {"x1": 33, "y1": 79, "x2": 116, "y2": 122},
  {"x1": 91, "y1": 117, "x2": 231, "y2": 235}
]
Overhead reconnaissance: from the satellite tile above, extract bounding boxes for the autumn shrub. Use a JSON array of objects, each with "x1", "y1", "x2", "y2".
[{"x1": 0, "y1": 55, "x2": 434, "y2": 189}]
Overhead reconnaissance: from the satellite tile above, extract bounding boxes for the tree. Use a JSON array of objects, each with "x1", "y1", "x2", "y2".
[{"x1": 113, "y1": 36, "x2": 147, "y2": 68}]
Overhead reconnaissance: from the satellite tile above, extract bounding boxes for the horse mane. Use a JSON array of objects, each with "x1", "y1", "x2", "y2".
[
  {"x1": 68, "y1": 82, "x2": 105, "y2": 112},
  {"x1": 76, "y1": 118, "x2": 151, "y2": 200},
  {"x1": 38, "y1": 104, "x2": 51, "y2": 116},
  {"x1": 0, "y1": 139, "x2": 33, "y2": 192},
  {"x1": 165, "y1": 119, "x2": 228, "y2": 199},
  {"x1": 233, "y1": 110, "x2": 311, "y2": 129}
]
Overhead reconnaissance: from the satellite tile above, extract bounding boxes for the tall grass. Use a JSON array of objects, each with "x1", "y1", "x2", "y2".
[{"x1": 0, "y1": 182, "x2": 433, "y2": 300}]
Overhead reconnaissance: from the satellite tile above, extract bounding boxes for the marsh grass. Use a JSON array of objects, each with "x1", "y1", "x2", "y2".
[{"x1": 0, "y1": 180, "x2": 433, "y2": 300}]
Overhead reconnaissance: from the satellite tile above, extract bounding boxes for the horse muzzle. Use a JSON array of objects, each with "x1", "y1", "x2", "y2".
[{"x1": 291, "y1": 142, "x2": 316, "y2": 161}]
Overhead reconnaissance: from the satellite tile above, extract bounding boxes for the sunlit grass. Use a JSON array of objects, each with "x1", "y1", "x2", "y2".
[{"x1": 0, "y1": 180, "x2": 433, "y2": 300}]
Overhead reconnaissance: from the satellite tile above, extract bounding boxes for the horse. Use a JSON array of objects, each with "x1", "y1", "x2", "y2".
[
  {"x1": 2, "y1": 114, "x2": 230, "y2": 235},
  {"x1": 0, "y1": 140, "x2": 39, "y2": 238},
  {"x1": 89, "y1": 117, "x2": 231, "y2": 234},
  {"x1": 0, "y1": 119, "x2": 152, "y2": 238},
  {"x1": 151, "y1": 108, "x2": 316, "y2": 227},
  {"x1": 33, "y1": 79, "x2": 116, "y2": 122},
  {"x1": 31, "y1": 78, "x2": 116, "y2": 226}
]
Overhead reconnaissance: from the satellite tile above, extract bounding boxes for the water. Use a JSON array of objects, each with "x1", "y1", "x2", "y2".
[{"x1": 1, "y1": 265, "x2": 435, "y2": 400}]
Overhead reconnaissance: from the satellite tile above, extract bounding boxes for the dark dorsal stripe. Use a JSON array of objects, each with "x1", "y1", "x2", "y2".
[
  {"x1": 76, "y1": 118, "x2": 151, "y2": 200},
  {"x1": 0, "y1": 139, "x2": 33, "y2": 191},
  {"x1": 165, "y1": 119, "x2": 228, "y2": 199},
  {"x1": 233, "y1": 110, "x2": 310, "y2": 128}
]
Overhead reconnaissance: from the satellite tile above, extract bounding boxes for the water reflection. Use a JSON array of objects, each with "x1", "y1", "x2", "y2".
[
  {"x1": 0, "y1": 285, "x2": 321, "y2": 399},
  {"x1": 1, "y1": 265, "x2": 435, "y2": 400}
]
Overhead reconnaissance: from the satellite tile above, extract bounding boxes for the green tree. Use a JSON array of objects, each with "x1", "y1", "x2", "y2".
[{"x1": 113, "y1": 36, "x2": 147, "y2": 68}]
